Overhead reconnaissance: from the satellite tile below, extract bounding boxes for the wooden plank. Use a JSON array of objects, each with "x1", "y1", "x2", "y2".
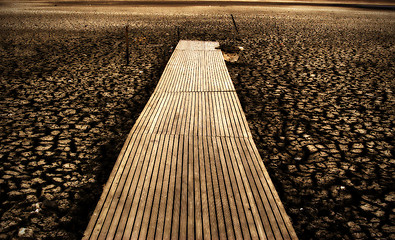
[
  {"x1": 212, "y1": 136, "x2": 235, "y2": 240},
  {"x1": 179, "y1": 134, "x2": 188, "y2": 239},
  {"x1": 87, "y1": 86, "x2": 167, "y2": 237},
  {"x1": 193, "y1": 93, "x2": 203, "y2": 240},
  {"x1": 138, "y1": 130, "x2": 168, "y2": 238},
  {"x1": 84, "y1": 40, "x2": 298, "y2": 240},
  {"x1": 221, "y1": 92, "x2": 260, "y2": 239},
  {"x1": 99, "y1": 133, "x2": 151, "y2": 239},
  {"x1": 150, "y1": 134, "x2": 173, "y2": 239},
  {"x1": 207, "y1": 136, "x2": 227, "y2": 240},
  {"x1": 145, "y1": 134, "x2": 169, "y2": 239},
  {"x1": 202, "y1": 94, "x2": 219, "y2": 240},
  {"x1": 107, "y1": 133, "x2": 151, "y2": 239},
  {"x1": 217, "y1": 136, "x2": 243, "y2": 239},
  {"x1": 170, "y1": 134, "x2": 183, "y2": 239},
  {"x1": 237, "y1": 135, "x2": 277, "y2": 239},
  {"x1": 84, "y1": 132, "x2": 141, "y2": 239},
  {"x1": 163, "y1": 134, "x2": 178, "y2": 239},
  {"x1": 120, "y1": 132, "x2": 158, "y2": 239},
  {"x1": 227, "y1": 136, "x2": 259, "y2": 239},
  {"x1": 129, "y1": 134, "x2": 161, "y2": 239},
  {"x1": 198, "y1": 92, "x2": 211, "y2": 240},
  {"x1": 248, "y1": 138, "x2": 299, "y2": 239},
  {"x1": 222, "y1": 136, "x2": 253, "y2": 240}
]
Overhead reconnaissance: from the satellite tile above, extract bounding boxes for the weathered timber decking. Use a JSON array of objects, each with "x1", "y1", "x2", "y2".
[{"x1": 83, "y1": 40, "x2": 298, "y2": 240}]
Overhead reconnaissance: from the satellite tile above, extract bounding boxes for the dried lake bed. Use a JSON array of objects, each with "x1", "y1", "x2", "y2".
[{"x1": 0, "y1": 2, "x2": 394, "y2": 239}]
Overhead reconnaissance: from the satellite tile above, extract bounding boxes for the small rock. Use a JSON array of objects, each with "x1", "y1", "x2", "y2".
[
  {"x1": 30, "y1": 218, "x2": 40, "y2": 224},
  {"x1": 8, "y1": 190, "x2": 23, "y2": 200},
  {"x1": 307, "y1": 145, "x2": 318, "y2": 153},
  {"x1": 352, "y1": 232, "x2": 367, "y2": 238},
  {"x1": 58, "y1": 139, "x2": 71, "y2": 145},
  {"x1": 339, "y1": 144, "x2": 348, "y2": 151},
  {"x1": 18, "y1": 227, "x2": 34, "y2": 239},
  {"x1": 36, "y1": 145, "x2": 52, "y2": 151},
  {"x1": 42, "y1": 192, "x2": 55, "y2": 201},
  {"x1": 355, "y1": 128, "x2": 366, "y2": 134},
  {"x1": 382, "y1": 224, "x2": 395, "y2": 233},
  {"x1": 21, "y1": 140, "x2": 33, "y2": 146},
  {"x1": 360, "y1": 202, "x2": 375, "y2": 212},
  {"x1": 316, "y1": 144, "x2": 325, "y2": 149},
  {"x1": 21, "y1": 188, "x2": 36, "y2": 194},
  {"x1": 2, "y1": 175, "x2": 12, "y2": 180},
  {"x1": 53, "y1": 177, "x2": 63, "y2": 183},
  {"x1": 75, "y1": 125, "x2": 89, "y2": 130},
  {"x1": 26, "y1": 195, "x2": 38, "y2": 203},
  {"x1": 31, "y1": 178, "x2": 45, "y2": 185},
  {"x1": 4, "y1": 170, "x2": 19, "y2": 176},
  {"x1": 51, "y1": 130, "x2": 61, "y2": 135},
  {"x1": 57, "y1": 199, "x2": 71, "y2": 212},
  {"x1": 223, "y1": 52, "x2": 240, "y2": 63},
  {"x1": 351, "y1": 148, "x2": 363, "y2": 154},
  {"x1": 347, "y1": 221, "x2": 361, "y2": 231},
  {"x1": 37, "y1": 159, "x2": 46, "y2": 166},
  {"x1": 0, "y1": 219, "x2": 19, "y2": 232},
  {"x1": 40, "y1": 135, "x2": 54, "y2": 141},
  {"x1": 42, "y1": 184, "x2": 56, "y2": 192},
  {"x1": 384, "y1": 192, "x2": 395, "y2": 202},
  {"x1": 63, "y1": 109, "x2": 76, "y2": 115},
  {"x1": 353, "y1": 143, "x2": 364, "y2": 149},
  {"x1": 59, "y1": 215, "x2": 72, "y2": 226},
  {"x1": 288, "y1": 165, "x2": 297, "y2": 173},
  {"x1": 63, "y1": 163, "x2": 77, "y2": 171},
  {"x1": 374, "y1": 210, "x2": 385, "y2": 217}
]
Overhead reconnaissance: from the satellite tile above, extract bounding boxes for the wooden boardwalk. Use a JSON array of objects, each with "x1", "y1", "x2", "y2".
[{"x1": 83, "y1": 40, "x2": 298, "y2": 240}]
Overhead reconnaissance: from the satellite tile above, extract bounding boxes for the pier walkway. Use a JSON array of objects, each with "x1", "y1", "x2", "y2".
[{"x1": 83, "y1": 40, "x2": 298, "y2": 240}]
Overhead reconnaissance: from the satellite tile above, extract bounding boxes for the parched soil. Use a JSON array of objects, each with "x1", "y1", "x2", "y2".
[
  {"x1": 0, "y1": 4, "x2": 394, "y2": 240},
  {"x1": 225, "y1": 12, "x2": 394, "y2": 239}
]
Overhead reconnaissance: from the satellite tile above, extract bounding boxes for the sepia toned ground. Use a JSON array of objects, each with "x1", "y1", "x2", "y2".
[{"x1": 0, "y1": 2, "x2": 394, "y2": 240}]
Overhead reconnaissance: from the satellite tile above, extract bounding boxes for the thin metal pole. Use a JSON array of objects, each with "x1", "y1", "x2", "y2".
[
  {"x1": 125, "y1": 25, "x2": 129, "y2": 65},
  {"x1": 230, "y1": 14, "x2": 239, "y2": 35}
]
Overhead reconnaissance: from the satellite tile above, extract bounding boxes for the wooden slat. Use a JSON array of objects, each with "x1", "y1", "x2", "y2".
[{"x1": 83, "y1": 40, "x2": 298, "y2": 240}]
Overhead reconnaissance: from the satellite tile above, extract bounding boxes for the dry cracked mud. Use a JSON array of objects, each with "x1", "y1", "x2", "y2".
[{"x1": 0, "y1": 3, "x2": 394, "y2": 240}]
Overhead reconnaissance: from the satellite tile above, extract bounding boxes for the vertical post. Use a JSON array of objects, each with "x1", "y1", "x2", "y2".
[
  {"x1": 230, "y1": 14, "x2": 239, "y2": 35},
  {"x1": 125, "y1": 25, "x2": 129, "y2": 65},
  {"x1": 177, "y1": 26, "x2": 180, "y2": 42}
]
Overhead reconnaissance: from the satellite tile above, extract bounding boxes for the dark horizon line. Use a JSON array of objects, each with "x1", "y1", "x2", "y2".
[{"x1": 43, "y1": 1, "x2": 395, "y2": 10}]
